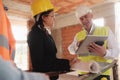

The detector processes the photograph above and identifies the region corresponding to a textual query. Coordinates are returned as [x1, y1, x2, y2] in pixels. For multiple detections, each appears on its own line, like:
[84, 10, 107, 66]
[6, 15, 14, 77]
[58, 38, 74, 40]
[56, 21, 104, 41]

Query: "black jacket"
[27, 25, 70, 72]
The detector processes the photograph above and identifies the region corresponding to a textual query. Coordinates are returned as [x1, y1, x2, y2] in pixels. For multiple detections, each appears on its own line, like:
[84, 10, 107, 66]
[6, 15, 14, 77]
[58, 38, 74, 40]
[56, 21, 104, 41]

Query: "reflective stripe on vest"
[0, 35, 9, 49]
[76, 27, 111, 75]
[0, 34, 15, 60]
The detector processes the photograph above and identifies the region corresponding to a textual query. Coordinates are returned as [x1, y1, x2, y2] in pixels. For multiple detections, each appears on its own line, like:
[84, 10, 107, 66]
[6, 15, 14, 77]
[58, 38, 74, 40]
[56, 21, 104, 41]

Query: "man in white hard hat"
[68, 5, 119, 80]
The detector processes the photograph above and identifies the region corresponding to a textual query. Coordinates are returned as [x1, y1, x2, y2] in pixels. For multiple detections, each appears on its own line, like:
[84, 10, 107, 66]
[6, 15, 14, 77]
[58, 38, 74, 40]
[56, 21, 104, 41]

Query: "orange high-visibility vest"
[0, 0, 15, 61]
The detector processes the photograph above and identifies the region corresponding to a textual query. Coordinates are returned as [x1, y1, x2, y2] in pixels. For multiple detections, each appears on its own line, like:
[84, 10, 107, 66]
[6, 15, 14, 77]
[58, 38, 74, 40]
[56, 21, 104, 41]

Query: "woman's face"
[43, 11, 55, 28]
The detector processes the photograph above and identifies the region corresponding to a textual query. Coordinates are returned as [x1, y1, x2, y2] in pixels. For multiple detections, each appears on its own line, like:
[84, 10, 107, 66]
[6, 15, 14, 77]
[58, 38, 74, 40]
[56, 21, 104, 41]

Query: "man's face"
[79, 13, 93, 29]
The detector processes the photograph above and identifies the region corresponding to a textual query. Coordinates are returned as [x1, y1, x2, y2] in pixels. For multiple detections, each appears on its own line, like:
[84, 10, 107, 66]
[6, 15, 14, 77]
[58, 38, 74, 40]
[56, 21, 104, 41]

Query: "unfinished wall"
[52, 24, 82, 59]
[61, 25, 82, 60]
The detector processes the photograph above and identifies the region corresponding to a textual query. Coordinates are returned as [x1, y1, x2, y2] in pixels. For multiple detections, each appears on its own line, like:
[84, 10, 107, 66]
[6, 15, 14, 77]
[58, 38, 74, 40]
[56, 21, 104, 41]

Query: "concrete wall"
[92, 2, 115, 33]
[52, 29, 63, 58]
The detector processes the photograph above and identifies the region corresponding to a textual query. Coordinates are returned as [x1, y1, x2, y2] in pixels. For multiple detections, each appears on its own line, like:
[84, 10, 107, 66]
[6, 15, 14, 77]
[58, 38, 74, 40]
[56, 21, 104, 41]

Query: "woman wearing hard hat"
[0, 0, 49, 80]
[68, 5, 119, 80]
[27, 0, 79, 80]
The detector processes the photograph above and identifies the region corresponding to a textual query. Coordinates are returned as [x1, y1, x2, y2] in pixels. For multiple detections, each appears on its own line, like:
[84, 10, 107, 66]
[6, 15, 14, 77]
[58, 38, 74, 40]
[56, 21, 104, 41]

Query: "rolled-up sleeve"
[104, 28, 119, 59]
[68, 35, 78, 54]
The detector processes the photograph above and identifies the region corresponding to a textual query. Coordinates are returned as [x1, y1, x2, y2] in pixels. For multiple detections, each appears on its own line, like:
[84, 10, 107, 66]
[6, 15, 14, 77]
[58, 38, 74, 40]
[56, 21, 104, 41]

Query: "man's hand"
[87, 42, 106, 57]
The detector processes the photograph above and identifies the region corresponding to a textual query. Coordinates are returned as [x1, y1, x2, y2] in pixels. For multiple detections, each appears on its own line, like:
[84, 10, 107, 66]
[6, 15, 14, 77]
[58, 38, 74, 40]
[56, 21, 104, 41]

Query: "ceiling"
[2, 0, 120, 21]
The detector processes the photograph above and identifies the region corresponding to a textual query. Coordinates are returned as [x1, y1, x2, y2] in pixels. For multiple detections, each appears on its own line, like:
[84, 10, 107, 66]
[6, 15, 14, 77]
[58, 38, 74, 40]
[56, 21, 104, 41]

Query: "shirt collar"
[84, 24, 95, 35]
[89, 24, 95, 34]
[45, 26, 51, 35]
[38, 25, 51, 35]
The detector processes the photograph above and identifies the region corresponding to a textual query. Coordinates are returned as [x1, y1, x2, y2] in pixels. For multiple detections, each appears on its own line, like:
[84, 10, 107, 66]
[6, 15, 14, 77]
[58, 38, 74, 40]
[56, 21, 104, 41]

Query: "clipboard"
[76, 35, 108, 56]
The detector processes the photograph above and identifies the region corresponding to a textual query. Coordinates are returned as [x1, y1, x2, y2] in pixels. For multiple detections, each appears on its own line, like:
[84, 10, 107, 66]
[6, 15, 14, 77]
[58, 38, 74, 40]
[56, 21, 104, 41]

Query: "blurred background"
[3, 0, 120, 79]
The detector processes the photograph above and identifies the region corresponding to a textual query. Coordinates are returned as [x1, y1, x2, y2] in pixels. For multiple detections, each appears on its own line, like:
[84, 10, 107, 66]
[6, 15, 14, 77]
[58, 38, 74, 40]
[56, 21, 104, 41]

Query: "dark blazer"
[27, 25, 70, 73]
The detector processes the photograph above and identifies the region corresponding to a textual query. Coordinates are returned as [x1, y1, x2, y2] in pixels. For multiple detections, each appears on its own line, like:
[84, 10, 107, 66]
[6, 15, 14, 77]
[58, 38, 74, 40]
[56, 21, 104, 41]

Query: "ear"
[90, 13, 93, 18]
[42, 15, 47, 22]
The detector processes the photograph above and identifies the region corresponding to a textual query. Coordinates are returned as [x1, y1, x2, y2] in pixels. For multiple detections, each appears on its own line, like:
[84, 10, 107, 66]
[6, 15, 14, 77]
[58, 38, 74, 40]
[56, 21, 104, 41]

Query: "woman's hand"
[87, 42, 106, 57]
[69, 57, 81, 67]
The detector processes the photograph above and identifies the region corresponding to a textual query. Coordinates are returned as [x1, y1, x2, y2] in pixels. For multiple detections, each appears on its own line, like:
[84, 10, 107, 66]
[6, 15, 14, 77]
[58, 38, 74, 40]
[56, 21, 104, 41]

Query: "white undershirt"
[45, 27, 51, 35]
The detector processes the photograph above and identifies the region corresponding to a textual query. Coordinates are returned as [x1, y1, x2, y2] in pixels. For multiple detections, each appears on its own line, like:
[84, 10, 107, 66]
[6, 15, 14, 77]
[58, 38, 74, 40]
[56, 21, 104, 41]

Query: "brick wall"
[61, 24, 82, 60]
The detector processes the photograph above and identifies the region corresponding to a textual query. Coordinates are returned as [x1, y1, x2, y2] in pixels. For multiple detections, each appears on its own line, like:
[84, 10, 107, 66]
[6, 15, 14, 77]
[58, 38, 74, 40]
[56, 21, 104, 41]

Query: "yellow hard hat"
[101, 77, 108, 80]
[31, 0, 54, 16]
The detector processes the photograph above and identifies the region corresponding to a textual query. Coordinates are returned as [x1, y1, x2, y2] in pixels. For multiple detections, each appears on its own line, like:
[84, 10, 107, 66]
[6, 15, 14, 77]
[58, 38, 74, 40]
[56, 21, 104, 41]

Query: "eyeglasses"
[48, 14, 55, 18]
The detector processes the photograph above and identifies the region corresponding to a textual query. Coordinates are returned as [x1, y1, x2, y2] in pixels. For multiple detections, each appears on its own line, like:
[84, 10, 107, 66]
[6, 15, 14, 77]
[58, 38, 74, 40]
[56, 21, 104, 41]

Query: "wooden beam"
[7, 8, 32, 19]
[56, 0, 85, 14]
[12, 0, 31, 5]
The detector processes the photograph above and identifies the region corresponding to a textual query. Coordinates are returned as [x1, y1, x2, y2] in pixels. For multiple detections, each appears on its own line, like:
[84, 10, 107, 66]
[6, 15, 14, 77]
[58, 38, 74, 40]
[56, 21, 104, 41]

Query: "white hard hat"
[76, 5, 92, 18]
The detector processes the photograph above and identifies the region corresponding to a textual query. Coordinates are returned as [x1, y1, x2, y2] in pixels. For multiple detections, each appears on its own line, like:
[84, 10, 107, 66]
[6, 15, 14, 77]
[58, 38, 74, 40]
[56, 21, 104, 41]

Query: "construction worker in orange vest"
[0, 0, 15, 61]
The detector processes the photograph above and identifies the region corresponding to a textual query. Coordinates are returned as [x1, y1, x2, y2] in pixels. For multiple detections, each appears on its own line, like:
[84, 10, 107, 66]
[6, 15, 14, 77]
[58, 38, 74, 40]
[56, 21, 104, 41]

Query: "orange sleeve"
[0, 0, 16, 61]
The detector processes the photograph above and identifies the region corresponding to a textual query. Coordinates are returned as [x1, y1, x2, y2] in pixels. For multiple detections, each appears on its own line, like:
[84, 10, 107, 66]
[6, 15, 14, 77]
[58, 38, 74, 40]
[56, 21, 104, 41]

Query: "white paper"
[71, 61, 100, 73]
[76, 35, 108, 56]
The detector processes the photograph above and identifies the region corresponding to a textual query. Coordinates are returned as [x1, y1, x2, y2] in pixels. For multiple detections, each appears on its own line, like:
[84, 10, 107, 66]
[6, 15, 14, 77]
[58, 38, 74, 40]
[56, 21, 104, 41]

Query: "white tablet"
[76, 35, 108, 56]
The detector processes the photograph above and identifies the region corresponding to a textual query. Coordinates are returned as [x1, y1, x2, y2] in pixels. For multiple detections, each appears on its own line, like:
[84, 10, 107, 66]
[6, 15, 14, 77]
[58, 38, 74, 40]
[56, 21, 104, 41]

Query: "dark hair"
[4, 5, 8, 11]
[33, 9, 53, 31]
